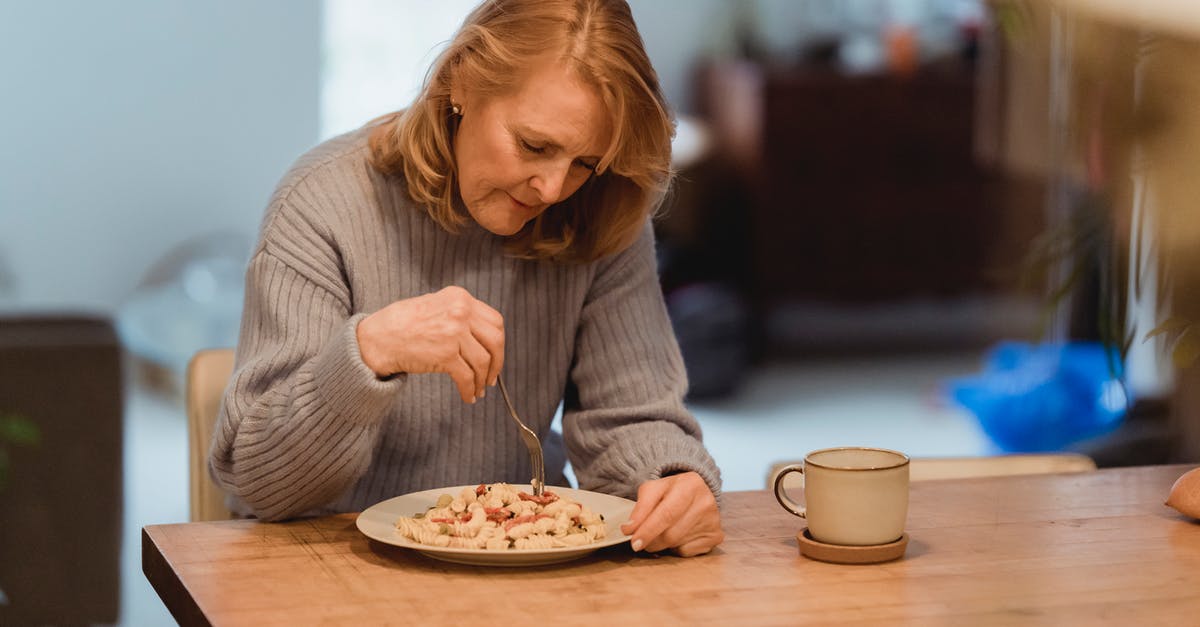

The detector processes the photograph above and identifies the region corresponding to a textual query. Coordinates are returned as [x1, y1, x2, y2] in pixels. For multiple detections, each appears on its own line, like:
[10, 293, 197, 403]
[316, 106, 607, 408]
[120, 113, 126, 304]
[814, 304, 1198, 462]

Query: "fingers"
[620, 477, 668, 537]
[469, 305, 505, 389]
[473, 315, 505, 388]
[637, 491, 701, 553]
[671, 530, 724, 557]
[446, 355, 478, 404]
[462, 306, 504, 399]
[444, 288, 503, 397]
[454, 316, 505, 402]
[623, 473, 723, 556]
[458, 335, 491, 400]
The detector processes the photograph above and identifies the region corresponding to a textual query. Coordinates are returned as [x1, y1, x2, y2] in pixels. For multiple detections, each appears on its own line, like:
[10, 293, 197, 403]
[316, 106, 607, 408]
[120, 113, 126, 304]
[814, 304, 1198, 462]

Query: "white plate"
[356, 484, 635, 566]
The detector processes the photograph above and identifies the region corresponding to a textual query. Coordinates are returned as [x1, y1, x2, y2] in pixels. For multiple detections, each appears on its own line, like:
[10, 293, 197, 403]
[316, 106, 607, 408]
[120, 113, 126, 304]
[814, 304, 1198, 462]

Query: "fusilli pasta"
[395, 484, 607, 550]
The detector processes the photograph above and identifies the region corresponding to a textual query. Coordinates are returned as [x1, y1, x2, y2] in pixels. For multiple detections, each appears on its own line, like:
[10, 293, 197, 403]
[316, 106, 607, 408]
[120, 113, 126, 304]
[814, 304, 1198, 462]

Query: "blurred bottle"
[885, 24, 919, 76]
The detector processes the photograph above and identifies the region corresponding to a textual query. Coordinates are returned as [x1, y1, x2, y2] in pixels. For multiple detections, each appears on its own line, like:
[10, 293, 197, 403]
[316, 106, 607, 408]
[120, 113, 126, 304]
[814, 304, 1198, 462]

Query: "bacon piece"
[475, 484, 487, 496]
[517, 490, 559, 506]
[485, 507, 511, 523]
[503, 513, 553, 531]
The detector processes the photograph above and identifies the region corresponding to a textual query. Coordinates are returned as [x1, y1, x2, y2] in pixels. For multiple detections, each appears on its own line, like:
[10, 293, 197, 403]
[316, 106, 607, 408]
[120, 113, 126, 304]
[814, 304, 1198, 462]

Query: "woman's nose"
[529, 159, 570, 204]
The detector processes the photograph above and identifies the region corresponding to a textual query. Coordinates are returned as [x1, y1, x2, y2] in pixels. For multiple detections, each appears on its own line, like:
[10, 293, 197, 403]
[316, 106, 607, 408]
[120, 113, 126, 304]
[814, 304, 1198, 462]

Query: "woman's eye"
[519, 139, 545, 154]
[573, 159, 598, 172]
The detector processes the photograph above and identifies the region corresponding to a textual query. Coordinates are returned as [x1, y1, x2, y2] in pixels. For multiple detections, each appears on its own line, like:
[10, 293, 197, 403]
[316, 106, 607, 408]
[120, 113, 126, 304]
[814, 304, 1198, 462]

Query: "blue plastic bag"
[946, 341, 1128, 452]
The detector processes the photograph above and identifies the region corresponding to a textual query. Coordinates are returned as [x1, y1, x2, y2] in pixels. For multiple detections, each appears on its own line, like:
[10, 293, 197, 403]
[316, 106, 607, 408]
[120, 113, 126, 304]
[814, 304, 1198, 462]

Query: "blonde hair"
[368, 0, 674, 263]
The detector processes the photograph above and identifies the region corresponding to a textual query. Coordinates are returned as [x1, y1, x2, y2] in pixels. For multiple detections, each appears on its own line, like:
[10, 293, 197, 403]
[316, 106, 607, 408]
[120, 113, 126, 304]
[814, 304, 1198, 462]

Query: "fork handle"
[497, 378, 545, 496]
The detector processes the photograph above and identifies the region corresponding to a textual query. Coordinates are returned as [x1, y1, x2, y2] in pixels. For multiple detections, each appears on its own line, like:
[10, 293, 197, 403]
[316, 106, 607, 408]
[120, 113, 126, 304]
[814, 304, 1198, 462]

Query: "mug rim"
[804, 446, 910, 471]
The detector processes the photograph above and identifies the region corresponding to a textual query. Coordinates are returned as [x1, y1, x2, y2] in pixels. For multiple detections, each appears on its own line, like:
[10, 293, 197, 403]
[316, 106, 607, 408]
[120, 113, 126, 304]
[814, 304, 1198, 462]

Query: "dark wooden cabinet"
[696, 60, 1008, 309]
[0, 316, 123, 625]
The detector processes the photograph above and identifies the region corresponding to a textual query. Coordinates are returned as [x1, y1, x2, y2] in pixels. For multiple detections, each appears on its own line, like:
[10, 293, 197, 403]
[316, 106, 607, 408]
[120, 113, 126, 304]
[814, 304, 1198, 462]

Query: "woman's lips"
[508, 194, 538, 213]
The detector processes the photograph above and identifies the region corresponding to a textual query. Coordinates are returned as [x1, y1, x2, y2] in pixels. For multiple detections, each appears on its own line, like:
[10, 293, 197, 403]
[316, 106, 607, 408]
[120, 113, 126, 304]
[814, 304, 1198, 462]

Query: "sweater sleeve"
[208, 213, 404, 521]
[562, 222, 722, 501]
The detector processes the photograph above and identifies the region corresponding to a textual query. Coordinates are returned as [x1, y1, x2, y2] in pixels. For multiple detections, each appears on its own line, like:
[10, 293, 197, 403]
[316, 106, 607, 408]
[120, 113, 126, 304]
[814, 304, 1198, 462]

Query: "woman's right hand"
[355, 286, 505, 403]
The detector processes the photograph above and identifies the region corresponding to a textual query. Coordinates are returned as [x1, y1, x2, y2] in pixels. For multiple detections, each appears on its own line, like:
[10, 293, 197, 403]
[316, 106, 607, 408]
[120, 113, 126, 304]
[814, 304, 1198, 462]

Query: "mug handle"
[772, 463, 806, 518]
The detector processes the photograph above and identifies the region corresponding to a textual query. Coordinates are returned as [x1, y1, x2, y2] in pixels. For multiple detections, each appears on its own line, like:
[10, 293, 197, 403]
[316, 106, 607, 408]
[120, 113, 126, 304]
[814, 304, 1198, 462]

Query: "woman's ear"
[447, 64, 465, 111]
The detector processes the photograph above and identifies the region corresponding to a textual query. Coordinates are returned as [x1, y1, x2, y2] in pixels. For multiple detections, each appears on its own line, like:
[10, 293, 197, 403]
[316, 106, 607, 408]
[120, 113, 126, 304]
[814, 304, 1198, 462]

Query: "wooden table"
[144, 465, 1200, 626]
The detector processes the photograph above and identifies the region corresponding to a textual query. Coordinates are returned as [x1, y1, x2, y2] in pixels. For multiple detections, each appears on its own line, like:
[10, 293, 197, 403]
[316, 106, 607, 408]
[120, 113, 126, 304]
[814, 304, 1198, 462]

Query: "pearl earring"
[451, 102, 462, 116]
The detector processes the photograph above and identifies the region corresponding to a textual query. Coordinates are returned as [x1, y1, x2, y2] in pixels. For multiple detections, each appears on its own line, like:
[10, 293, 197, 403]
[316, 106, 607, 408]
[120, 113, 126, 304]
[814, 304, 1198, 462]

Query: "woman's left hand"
[620, 471, 724, 557]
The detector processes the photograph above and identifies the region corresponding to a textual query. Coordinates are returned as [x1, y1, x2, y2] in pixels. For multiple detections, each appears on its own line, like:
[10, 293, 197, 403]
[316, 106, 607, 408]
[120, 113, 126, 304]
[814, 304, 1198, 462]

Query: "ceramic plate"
[356, 484, 634, 566]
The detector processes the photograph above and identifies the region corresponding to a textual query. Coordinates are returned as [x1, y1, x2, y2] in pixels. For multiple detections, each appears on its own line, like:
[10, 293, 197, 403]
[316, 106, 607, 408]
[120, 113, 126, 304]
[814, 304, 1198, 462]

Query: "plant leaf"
[1146, 316, 1191, 338]
[0, 414, 40, 446]
[1172, 327, 1200, 370]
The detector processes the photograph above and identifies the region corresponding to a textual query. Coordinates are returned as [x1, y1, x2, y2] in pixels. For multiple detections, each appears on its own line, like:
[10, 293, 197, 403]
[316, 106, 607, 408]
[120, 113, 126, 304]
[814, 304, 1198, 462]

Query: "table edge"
[142, 526, 212, 627]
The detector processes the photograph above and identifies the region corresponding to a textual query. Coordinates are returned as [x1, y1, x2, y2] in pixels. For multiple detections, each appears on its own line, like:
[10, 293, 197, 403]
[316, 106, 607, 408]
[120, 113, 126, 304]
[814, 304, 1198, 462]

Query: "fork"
[497, 377, 545, 496]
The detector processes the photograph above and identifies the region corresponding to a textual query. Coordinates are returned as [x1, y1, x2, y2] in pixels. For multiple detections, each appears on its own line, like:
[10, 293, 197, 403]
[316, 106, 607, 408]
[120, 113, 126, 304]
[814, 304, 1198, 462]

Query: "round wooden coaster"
[796, 528, 908, 564]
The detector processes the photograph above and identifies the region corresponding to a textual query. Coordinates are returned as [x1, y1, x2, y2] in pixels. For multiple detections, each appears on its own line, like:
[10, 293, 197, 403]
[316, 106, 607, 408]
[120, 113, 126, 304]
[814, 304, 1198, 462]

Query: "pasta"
[395, 483, 607, 550]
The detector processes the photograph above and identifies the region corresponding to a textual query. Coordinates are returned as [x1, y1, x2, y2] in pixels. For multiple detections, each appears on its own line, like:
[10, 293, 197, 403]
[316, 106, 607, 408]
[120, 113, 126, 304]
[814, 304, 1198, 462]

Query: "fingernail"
[631, 539, 643, 552]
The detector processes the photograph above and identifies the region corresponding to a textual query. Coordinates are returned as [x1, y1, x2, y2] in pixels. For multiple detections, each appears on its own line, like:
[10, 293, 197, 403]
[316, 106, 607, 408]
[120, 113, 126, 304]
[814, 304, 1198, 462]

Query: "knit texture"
[208, 127, 722, 520]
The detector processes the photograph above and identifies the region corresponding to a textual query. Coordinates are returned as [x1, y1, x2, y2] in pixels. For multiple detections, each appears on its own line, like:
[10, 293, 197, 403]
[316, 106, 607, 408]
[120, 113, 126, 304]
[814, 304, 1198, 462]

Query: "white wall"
[629, 0, 736, 113]
[0, 1, 321, 313]
[0, 0, 955, 313]
[319, 0, 740, 139]
[322, 0, 480, 139]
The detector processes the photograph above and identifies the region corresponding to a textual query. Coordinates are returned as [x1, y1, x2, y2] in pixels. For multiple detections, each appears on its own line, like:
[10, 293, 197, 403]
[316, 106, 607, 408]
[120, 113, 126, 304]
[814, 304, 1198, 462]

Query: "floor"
[116, 349, 995, 625]
[688, 352, 996, 491]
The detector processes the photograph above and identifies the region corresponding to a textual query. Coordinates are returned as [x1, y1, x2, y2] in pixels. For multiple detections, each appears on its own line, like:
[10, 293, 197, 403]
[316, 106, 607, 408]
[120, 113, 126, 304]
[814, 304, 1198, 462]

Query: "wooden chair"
[769, 453, 1097, 490]
[185, 348, 236, 522]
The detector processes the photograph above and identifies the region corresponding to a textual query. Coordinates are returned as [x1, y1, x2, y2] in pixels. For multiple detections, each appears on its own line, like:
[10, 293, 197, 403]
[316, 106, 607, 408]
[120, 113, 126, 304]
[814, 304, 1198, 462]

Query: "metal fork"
[497, 377, 545, 496]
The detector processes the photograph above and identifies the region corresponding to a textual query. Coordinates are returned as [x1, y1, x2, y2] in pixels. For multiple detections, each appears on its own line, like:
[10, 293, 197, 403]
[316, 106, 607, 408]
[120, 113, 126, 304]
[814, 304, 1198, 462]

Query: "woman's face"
[452, 58, 611, 236]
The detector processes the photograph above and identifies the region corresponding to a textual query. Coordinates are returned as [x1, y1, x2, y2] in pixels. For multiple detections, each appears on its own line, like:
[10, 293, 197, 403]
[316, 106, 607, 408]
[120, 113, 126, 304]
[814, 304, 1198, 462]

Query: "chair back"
[769, 453, 1097, 490]
[905, 453, 1096, 481]
[186, 348, 236, 521]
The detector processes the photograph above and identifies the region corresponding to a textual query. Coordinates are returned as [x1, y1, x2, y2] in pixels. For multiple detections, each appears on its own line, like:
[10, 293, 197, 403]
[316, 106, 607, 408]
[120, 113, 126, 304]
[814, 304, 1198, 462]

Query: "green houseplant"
[0, 411, 38, 607]
[993, 0, 1200, 459]
[0, 412, 38, 492]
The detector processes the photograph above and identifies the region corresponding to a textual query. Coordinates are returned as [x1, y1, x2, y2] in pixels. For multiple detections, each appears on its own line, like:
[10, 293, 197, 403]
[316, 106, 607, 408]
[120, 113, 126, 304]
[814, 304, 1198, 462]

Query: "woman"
[210, 0, 723, 556]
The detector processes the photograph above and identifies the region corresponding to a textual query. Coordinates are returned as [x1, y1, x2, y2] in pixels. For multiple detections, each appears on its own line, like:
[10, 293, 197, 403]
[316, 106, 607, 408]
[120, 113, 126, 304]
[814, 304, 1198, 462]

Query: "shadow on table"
[356, 537, 640, 577]
[774, 534, 931, 563]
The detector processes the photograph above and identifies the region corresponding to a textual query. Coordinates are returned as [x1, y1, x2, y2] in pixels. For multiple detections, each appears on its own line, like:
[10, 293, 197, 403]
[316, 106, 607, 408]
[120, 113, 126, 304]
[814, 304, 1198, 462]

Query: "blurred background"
[2, 0, 1198, 624]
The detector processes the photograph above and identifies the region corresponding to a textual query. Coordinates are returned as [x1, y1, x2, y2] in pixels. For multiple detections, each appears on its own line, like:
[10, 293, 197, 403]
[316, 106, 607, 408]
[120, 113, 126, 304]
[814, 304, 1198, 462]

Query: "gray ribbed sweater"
[208, 127, 721, 520]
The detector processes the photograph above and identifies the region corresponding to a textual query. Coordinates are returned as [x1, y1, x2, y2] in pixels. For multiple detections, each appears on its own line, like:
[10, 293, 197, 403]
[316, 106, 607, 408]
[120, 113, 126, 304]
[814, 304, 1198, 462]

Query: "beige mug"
[773, 447, 910, 546]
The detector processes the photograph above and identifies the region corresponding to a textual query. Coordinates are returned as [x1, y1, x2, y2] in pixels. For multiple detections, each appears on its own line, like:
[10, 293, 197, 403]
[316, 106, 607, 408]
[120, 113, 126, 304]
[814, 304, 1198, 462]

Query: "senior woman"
[210, 0, 723, 556]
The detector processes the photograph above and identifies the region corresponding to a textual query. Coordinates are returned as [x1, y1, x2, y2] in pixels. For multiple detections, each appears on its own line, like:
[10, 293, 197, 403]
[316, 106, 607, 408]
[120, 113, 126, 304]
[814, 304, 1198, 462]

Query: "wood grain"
[143, 465, 1200, 626]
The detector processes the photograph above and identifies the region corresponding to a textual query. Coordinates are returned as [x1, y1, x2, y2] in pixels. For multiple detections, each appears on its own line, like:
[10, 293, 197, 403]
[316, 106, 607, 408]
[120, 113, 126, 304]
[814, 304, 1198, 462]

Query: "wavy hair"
[368, 0, 674, 262]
